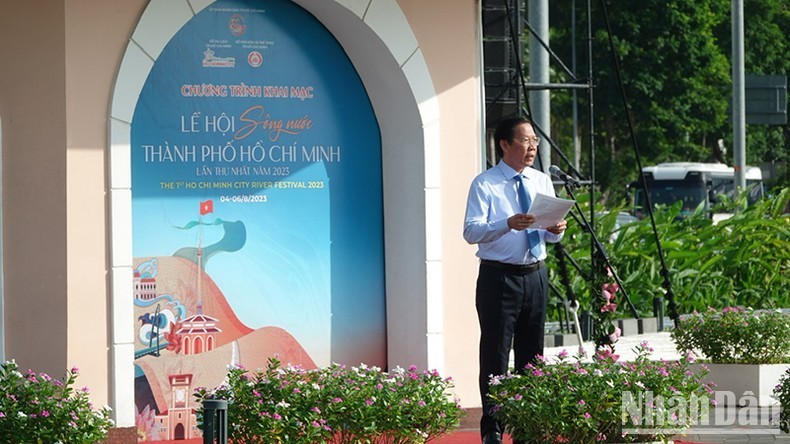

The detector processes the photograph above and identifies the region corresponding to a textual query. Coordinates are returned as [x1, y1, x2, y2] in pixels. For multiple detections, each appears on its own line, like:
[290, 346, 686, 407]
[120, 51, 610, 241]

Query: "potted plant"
[671, 306, 790, 406]
[194, 357, 463, 443]
[773, 367, 790, 433]
[0, 360, 114, 443]
[487, 343, 713, 443]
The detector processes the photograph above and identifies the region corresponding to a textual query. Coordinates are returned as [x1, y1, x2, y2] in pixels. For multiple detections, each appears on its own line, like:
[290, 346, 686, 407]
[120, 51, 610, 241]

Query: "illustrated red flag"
[200, 200, 213, 215]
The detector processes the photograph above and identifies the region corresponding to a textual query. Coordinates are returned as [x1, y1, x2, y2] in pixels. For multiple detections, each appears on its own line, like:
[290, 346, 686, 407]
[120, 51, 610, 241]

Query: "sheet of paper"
[527, 193, 575, 229]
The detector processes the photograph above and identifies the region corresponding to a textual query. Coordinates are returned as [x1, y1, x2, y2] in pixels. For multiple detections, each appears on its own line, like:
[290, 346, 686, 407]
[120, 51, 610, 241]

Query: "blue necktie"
[516, 175, 543, 259]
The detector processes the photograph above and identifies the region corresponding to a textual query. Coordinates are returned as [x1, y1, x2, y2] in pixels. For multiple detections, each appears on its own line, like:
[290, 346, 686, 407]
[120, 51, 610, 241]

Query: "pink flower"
[608, 327, 622, 343]
[639, 341, 654, 352]
[596, 348, 620, 363]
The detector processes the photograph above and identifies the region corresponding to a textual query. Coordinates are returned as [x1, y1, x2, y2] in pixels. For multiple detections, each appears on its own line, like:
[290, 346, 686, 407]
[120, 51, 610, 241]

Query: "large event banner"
[130, 0, 385, 439]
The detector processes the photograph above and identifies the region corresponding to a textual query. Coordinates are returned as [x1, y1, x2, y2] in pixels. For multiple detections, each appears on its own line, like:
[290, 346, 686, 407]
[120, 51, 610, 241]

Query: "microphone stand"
[560, 180, 639, 319]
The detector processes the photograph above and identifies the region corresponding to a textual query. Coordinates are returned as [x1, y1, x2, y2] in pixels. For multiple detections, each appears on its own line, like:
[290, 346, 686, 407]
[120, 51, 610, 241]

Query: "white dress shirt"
[463, 161, 563, 264]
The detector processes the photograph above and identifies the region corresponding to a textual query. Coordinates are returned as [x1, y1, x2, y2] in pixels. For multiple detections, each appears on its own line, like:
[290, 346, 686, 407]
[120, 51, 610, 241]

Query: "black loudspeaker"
[482, 0, 525, 126]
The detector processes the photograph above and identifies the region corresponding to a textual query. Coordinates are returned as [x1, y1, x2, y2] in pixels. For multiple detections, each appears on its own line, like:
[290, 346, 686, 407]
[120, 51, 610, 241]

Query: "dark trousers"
[476, 262, 548, 439]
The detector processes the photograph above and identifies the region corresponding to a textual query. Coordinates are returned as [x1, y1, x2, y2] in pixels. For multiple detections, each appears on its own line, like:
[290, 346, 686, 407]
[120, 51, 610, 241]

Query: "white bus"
[630, 162, 764, 221]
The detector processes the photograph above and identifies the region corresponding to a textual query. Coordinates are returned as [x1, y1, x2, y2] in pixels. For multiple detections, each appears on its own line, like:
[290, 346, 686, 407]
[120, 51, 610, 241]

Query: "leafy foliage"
[194, 358, 462, 444]
[488, 343, 712, 443]
[0, 360, 114, 444]
[774, 367, 790, 433]
[545, 0, 789, 200]
[672, 306, 790, 364]
[547, 188, 790, 322]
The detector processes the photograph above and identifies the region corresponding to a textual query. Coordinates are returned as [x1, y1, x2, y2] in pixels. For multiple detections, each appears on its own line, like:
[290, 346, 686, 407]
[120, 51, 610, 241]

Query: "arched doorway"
[109, 0, 441, 428]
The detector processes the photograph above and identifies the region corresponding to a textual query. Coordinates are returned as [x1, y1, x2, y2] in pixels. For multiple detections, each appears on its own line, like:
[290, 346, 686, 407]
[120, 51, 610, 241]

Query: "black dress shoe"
[482, 430, 502, 444]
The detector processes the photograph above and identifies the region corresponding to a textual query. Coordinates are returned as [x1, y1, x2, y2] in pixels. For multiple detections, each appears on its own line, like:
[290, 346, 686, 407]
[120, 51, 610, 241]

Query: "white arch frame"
[108, 0, 442, 426]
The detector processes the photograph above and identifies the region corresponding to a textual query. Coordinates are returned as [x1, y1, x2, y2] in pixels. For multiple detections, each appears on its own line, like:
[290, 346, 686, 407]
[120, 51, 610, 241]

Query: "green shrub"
[671, 306, 790, 364]
[0, 360, 114, 444]
[774, 367, 790, 433]
[488, 343, 712, 443]
[194, 357, 463, 444]
[548, 187, 790, 320]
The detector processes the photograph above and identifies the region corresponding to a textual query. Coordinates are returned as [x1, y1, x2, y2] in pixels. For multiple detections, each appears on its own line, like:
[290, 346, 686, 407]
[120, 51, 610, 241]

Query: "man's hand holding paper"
[525, 193, 575, 230]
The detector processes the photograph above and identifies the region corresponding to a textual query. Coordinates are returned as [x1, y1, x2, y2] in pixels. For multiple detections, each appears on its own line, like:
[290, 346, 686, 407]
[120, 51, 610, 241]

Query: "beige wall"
[0, 1, 69, 379]
[0, 0, 146, 405]
[397, 0, 484, 407]
[1, 0, 485, 411]
[64, 0, 148, 407]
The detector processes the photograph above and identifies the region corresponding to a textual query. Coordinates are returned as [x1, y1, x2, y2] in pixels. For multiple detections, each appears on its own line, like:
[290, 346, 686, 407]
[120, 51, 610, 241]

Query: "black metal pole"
[596, 0, 680, 327]
[563, 181, 639, 319]
[586, 0, 597, 287]
[203, 399, 228, 444]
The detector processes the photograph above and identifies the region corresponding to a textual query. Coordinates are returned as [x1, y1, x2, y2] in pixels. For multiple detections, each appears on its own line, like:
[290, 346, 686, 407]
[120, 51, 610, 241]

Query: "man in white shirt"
[463, 116, 567, 444]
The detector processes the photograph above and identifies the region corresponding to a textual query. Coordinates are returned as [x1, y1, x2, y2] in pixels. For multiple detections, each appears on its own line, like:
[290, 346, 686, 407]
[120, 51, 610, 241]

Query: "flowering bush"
[591, 261, 623, 351]
[671, 307, 790, 364]
[488, 343, 713, 443]
[0, 360, 114, 443]
[194, 357, 463, 444]
[773, 367, 790, 433]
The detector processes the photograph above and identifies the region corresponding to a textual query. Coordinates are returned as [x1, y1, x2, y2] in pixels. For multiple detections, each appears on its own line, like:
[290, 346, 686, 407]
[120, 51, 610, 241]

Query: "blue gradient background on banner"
[131, 0, 385, 366]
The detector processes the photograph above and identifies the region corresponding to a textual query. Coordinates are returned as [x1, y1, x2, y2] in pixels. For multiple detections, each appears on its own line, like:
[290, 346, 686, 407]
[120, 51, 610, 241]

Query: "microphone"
[549, 165, 580, 187]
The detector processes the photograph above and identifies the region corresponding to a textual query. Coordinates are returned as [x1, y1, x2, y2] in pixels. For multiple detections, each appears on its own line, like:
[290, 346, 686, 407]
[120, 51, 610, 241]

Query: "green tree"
[544, 0, 788, 197]
[711, 0, 790, 188]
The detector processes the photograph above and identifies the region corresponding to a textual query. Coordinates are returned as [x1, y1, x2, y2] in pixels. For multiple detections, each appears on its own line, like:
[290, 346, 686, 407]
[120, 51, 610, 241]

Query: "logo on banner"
[229, 14, 246, 37]
[247, 51, 263, 68]
[202, 48, 236, 68]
